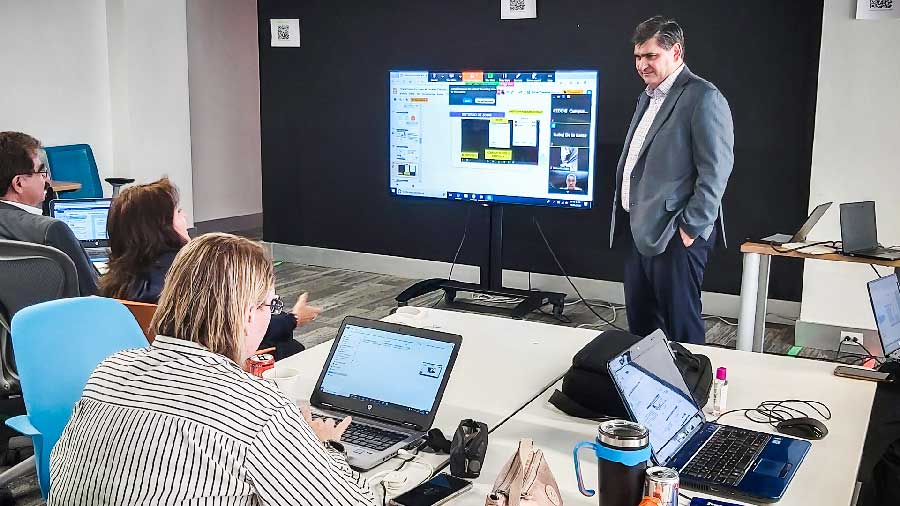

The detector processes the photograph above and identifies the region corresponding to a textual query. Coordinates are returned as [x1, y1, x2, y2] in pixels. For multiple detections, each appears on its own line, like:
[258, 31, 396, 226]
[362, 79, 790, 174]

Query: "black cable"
[532, 216, 625, 331]
[871, 264, 882, 278]
[678, 491, 694, 501]
[714, 399, 832, 427]
[446, 206, 474, 282]
[835, 338, 884, 366]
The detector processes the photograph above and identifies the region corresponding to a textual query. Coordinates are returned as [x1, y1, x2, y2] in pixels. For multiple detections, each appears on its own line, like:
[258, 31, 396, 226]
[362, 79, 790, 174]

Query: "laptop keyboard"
[311, 414, 408, 451]
[682, 426, 770, 486]
[85, 248, 108, 260]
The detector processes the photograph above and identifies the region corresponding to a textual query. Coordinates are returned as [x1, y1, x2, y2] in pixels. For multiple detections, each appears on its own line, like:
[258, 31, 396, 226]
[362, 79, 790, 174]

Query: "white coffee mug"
[262, 365, 301, 396]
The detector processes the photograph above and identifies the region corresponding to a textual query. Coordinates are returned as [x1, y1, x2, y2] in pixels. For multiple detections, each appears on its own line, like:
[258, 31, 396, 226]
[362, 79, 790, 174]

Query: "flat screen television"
[389, 70, 599, 209]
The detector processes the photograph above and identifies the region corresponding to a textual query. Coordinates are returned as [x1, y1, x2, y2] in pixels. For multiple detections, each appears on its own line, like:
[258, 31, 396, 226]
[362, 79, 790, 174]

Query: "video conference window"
[389, 70, 598, 208]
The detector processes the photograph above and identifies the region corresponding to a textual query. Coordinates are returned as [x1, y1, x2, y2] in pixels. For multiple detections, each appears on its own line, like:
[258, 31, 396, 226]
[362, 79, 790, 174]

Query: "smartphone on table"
[833, 365, 893, 382]
[389, 473, 472, 506]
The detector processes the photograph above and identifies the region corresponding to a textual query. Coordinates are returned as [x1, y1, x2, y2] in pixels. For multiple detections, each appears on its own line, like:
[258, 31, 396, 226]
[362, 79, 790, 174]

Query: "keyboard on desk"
[682, 426, 770, 486]
[311, 414, 409, 451]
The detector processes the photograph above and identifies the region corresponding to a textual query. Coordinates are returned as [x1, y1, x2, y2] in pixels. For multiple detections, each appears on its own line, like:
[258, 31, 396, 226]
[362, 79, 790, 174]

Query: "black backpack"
[549, 330, 713, 420]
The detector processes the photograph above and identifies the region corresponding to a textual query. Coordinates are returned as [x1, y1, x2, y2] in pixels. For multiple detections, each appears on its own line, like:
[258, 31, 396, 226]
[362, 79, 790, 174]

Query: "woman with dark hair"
[101, 178, 316, 359]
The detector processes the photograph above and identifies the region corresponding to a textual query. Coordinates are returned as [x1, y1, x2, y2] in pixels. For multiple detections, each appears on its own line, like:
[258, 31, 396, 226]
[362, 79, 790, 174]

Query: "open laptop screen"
[50, 198, 112, 244]
[868, 274, 900, 358]
[320, 324, 455, 414]
[608, 331, 705, 464]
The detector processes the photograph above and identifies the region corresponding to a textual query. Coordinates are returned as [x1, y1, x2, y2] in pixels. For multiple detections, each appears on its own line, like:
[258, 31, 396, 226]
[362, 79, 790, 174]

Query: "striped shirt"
[49, 335, 375, 506]
[621, 64, 685, 211]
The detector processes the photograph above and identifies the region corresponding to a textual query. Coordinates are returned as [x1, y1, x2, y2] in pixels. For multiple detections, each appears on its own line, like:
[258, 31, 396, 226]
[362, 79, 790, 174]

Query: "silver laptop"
[310, 316, 462, 470]
[49, 198, 112, 264]
[867, 274, 900, 360]
[761, 202, 831, 244]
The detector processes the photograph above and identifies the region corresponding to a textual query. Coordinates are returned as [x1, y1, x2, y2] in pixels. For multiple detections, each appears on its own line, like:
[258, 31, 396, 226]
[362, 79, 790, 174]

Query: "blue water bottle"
[573, 419, 651, 506]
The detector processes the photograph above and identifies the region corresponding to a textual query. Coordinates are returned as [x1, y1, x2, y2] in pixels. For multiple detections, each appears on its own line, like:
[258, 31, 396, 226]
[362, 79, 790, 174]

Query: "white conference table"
[453, 345, 877, 506]
[276, 307, 598, 476]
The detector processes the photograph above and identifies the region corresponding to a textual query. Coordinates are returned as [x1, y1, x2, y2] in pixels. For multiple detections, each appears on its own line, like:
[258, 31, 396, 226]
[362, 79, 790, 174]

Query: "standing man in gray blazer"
[609, 16, 734, 344]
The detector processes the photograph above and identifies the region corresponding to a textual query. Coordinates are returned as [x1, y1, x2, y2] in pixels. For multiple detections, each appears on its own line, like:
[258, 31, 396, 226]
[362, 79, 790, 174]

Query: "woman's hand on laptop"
[301, 405, 352, 443]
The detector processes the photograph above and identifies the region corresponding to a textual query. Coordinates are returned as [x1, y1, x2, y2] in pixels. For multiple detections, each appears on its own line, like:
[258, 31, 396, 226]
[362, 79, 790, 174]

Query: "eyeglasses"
[260, 295, 284, 315]
[22, 164, 51, 179]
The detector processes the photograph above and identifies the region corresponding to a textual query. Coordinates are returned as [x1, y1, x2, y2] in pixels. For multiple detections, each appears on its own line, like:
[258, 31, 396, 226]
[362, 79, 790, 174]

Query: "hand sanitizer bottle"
[711, 367, 728, 417]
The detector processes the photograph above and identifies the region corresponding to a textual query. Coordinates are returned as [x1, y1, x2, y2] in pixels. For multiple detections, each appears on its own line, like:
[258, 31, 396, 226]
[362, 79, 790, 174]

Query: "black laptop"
[309, 316, 462, 470]
[840, 201, 900, 261]
[608, 331, 810, 503]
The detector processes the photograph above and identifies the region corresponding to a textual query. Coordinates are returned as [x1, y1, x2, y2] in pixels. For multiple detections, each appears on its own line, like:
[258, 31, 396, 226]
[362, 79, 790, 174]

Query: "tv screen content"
[389, 70, 599, 209]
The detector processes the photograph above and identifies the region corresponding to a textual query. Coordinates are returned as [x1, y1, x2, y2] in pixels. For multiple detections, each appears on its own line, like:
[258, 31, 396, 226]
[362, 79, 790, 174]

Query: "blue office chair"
[6, 297, 147, 498]
[43, 144, 134, 198]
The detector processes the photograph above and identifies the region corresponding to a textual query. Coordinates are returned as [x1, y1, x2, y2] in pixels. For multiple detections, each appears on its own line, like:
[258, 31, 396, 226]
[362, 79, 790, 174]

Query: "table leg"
[736, 253, 760, 351]
[752, 255, 771, 353]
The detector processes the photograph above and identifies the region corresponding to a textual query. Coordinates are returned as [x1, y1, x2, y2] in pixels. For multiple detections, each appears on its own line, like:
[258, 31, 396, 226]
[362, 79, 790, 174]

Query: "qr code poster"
[501, 0, 536, 20]
[270, 18, 300, 47]
[856, 0, 899, 19]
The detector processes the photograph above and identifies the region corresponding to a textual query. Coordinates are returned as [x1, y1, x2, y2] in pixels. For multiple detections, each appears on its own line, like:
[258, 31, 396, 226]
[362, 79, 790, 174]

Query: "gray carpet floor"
[4, 252, 836, 504]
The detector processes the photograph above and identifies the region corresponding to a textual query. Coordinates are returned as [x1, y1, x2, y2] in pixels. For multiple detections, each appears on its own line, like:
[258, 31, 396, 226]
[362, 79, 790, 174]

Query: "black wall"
[258, 0, 823, 301]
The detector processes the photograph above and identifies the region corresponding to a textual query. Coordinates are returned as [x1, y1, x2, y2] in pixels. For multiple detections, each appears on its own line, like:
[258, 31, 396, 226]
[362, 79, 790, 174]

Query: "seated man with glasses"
[0, 131, 98, 295]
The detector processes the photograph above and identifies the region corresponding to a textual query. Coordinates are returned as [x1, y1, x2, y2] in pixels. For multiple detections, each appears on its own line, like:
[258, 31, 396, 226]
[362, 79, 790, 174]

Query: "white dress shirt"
[49, 335, 375, 506]
[621, 64, 685, 211]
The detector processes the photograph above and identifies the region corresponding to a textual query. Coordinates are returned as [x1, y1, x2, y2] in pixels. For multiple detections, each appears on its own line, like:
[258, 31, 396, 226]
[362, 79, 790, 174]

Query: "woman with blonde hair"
[50, 233, 374, 505]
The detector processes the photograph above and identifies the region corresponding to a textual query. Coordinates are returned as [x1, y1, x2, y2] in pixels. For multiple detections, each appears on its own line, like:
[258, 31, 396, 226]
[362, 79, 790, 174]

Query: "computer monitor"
[389, 70, 599, 209]
[867, 274, 900, 359]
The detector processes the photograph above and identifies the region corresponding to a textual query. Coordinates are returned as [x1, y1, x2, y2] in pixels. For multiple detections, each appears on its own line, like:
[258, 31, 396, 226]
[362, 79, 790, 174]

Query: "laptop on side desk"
[840, 201, 900, 261]
[49, 198, 112, 266]
[761, 202, 832, 245]
[309, 316, 462, 470]
[608, 331, 810, 503]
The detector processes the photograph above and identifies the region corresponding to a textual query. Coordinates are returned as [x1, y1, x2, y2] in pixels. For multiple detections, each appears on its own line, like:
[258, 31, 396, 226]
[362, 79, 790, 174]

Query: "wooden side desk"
[49, 180, 82, 193]
[736, 241, 900, 352]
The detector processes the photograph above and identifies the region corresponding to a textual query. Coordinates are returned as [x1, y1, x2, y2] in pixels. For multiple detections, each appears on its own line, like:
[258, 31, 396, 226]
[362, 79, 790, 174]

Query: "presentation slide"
[389, 70, 598, 209]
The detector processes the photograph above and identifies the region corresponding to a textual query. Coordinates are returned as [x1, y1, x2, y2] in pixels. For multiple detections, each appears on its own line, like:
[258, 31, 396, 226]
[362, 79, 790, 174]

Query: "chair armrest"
[6, 415, 40, 437]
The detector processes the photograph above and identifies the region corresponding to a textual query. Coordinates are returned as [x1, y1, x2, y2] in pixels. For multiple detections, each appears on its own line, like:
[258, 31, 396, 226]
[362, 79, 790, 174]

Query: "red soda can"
[248, 353, 275, 377]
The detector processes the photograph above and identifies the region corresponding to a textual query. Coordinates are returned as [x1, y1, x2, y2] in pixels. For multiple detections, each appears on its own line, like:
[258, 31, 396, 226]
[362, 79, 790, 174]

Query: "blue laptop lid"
[607, 330, 706, 465]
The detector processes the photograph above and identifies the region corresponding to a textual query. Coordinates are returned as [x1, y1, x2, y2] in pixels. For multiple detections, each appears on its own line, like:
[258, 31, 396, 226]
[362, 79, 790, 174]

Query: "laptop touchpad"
[754, 459, 788, 477]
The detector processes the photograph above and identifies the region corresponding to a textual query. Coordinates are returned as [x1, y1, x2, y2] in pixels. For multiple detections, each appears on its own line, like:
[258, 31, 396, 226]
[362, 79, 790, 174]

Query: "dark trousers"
[624, 226, 715, 344]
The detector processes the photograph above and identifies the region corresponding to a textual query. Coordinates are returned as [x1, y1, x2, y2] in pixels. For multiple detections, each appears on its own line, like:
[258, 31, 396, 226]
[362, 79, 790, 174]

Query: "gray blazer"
[609, 66, 734, 257]
[0, 201, 99, 296]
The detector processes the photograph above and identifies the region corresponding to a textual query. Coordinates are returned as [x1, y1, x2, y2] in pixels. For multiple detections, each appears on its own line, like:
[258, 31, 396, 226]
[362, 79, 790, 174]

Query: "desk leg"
[736, 253, 760, 352]
[752, 255, 771, 353]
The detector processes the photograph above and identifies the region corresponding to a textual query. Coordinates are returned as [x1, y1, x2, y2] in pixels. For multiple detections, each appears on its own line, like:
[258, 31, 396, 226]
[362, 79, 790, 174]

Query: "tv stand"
[395, 205, 566, 319]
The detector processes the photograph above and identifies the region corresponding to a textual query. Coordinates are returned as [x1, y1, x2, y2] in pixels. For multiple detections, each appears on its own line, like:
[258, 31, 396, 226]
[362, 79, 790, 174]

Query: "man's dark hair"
[0, 131, 42, 194]
[632, 15, 685, 53]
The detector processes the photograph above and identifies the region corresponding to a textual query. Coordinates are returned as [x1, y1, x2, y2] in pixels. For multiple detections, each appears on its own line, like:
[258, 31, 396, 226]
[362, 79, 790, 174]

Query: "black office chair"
[0, 239, 79, 498]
